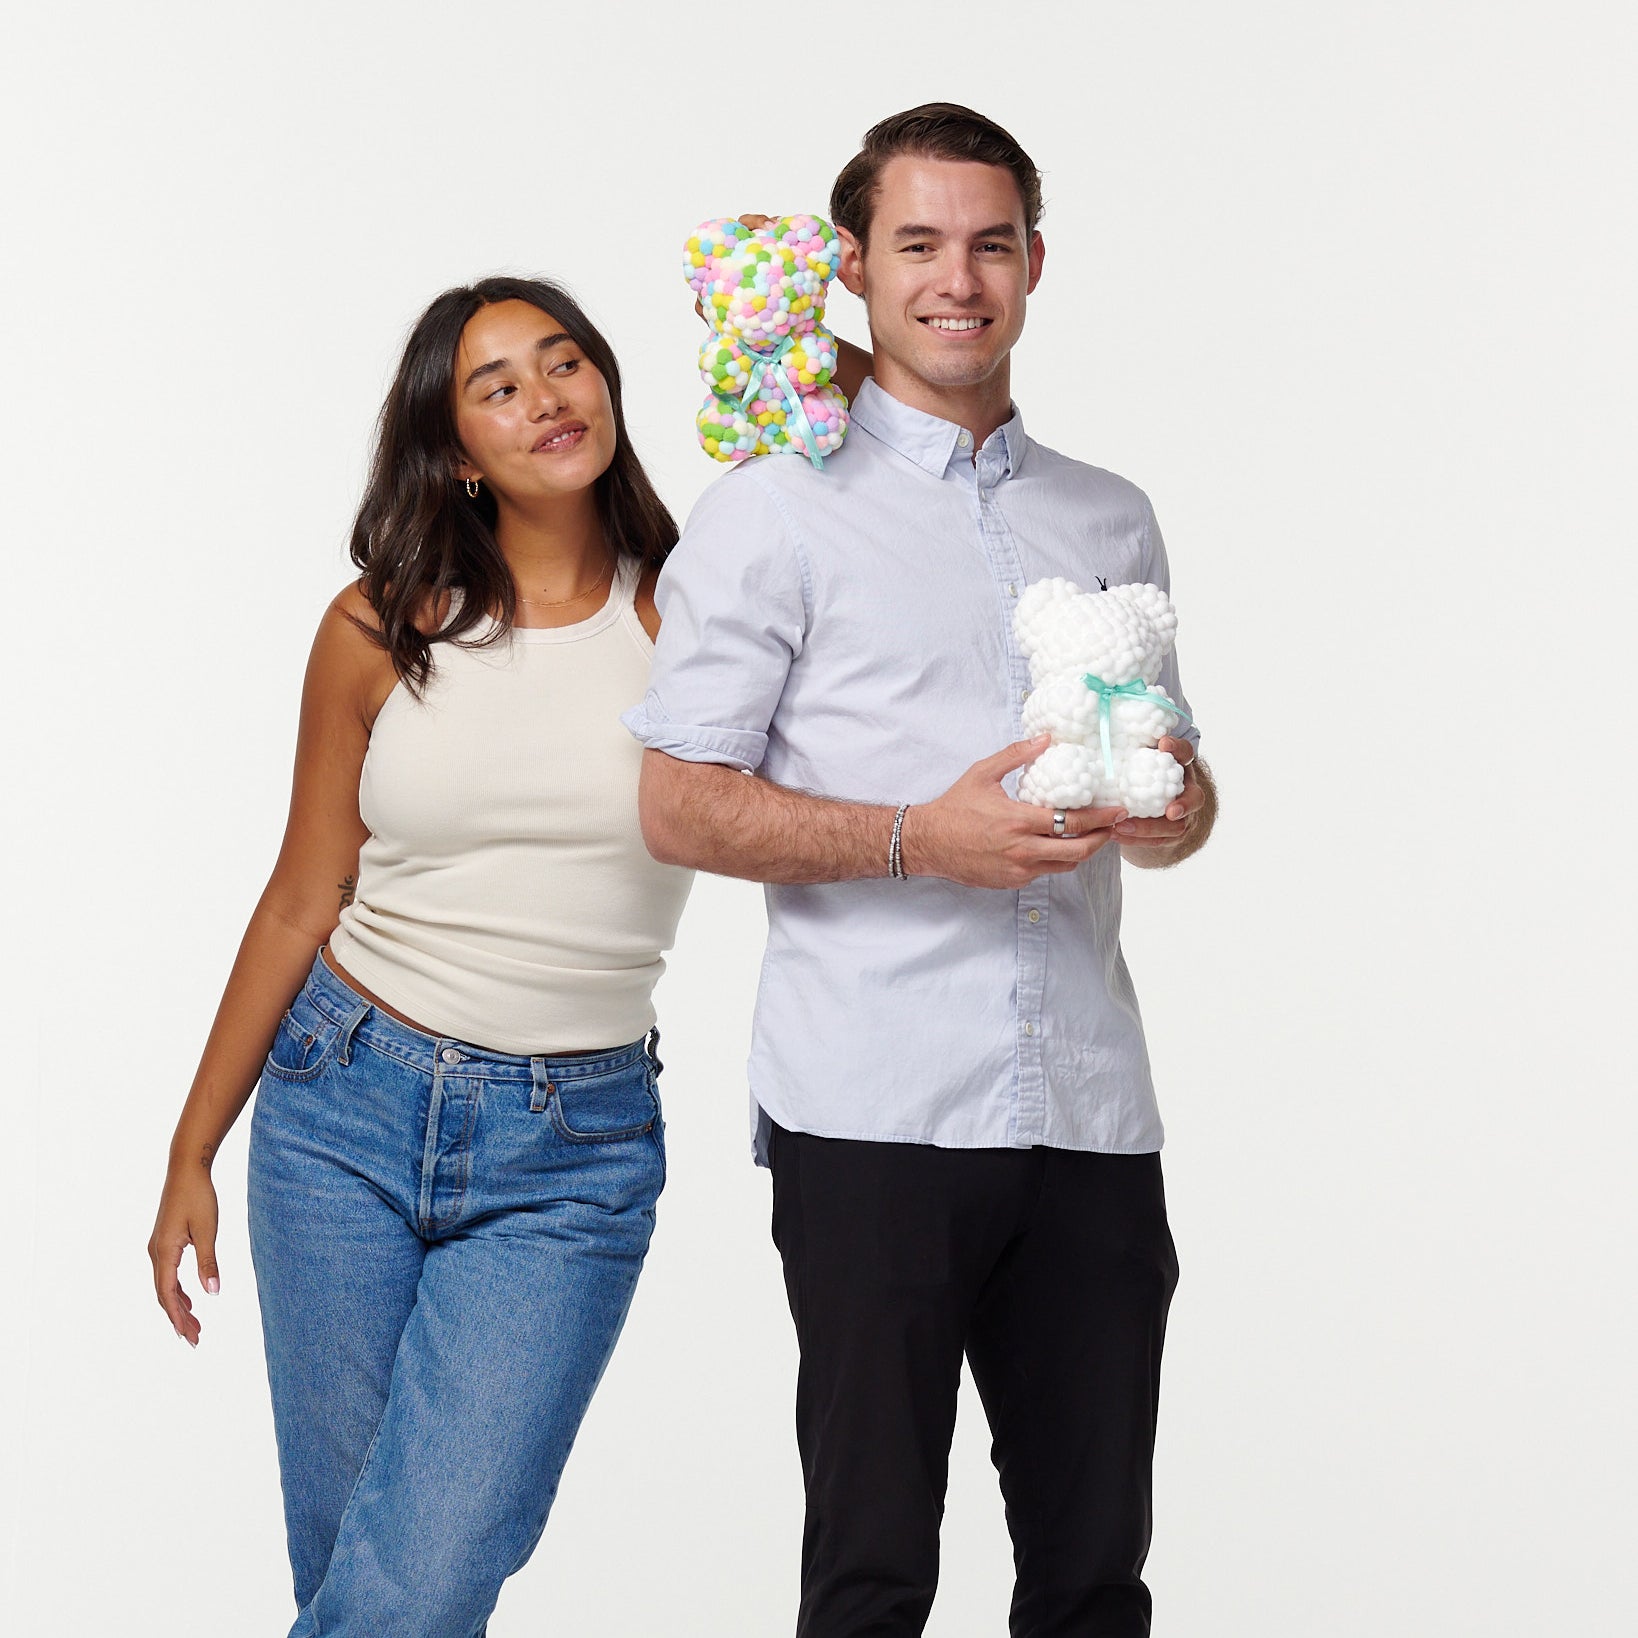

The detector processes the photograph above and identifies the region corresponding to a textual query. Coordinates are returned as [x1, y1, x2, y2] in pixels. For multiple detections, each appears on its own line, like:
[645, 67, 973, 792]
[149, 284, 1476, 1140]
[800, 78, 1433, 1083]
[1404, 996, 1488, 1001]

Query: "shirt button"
[1020, 687, 1030, 702]
[1023, 1021, 1036, 1036]
[1028, 909, 1041, 923]
[1006, 582, 1018, 597]
[440, 1047, 461, 1064]
[957, 431, 972, 448]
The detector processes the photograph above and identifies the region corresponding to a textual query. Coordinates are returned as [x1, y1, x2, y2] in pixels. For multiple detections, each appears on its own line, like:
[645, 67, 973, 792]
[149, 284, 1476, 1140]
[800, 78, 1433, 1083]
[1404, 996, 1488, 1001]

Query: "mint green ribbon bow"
[1080, 674, 1194, 777]
[738, 333, 827, 470]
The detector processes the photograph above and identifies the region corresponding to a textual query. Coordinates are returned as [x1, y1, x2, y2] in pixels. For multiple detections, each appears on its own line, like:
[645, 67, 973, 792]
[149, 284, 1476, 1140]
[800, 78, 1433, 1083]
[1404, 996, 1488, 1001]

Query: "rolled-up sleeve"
[1141, 498, 1203, 755]
[622, 469, 809, 772]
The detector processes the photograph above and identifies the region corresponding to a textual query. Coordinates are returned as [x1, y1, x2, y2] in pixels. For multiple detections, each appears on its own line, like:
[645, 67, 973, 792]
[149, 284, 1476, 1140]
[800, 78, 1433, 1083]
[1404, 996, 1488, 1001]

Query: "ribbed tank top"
[328, 556, 693, 1054]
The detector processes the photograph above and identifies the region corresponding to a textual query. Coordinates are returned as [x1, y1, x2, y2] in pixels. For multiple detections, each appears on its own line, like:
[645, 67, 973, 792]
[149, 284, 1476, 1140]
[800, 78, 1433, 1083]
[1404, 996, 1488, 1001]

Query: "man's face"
[839, 154, 1044, 402]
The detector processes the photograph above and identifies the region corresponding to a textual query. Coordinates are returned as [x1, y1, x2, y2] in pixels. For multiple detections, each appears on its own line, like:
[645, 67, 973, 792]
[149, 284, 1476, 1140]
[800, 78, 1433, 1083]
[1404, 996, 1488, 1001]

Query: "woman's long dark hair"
[349, 276, 677, 691]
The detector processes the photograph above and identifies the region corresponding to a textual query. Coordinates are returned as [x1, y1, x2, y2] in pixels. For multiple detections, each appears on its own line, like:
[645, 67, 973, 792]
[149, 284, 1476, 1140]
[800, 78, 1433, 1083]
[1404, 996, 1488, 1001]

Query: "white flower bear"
[1014, 578, 1192, 818]
[683, 214, 850, 465]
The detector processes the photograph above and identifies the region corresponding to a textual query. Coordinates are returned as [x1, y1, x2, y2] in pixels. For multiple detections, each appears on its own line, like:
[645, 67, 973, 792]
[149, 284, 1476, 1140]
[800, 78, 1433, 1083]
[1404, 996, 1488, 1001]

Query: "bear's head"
[683, 215, 842, 349]
[1015, 578, 1178, 688]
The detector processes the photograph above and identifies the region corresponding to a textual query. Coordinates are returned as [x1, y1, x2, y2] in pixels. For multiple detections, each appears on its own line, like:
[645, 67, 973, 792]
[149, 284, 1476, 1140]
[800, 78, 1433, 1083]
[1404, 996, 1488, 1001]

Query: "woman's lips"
[532, 423, 588, 454]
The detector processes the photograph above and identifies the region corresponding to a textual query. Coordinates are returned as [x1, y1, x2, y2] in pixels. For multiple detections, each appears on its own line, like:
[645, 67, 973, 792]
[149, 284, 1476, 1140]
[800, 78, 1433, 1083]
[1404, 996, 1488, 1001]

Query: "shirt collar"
[850, 378, 1028, 480]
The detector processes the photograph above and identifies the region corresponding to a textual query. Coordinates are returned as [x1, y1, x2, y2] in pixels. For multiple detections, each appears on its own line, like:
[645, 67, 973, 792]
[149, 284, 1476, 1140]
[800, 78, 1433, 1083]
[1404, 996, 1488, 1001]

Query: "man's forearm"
[640, 751, 894, 884]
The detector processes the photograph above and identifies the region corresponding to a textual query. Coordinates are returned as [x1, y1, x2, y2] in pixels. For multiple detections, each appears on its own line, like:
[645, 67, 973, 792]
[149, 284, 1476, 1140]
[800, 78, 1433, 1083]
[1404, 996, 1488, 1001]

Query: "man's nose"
[936, 254, 981, 301]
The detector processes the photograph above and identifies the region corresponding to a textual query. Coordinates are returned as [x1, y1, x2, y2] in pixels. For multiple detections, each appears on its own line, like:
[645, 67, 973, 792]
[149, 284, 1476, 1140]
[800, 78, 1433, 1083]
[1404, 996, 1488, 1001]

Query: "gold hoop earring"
[465, 478, 480, 498]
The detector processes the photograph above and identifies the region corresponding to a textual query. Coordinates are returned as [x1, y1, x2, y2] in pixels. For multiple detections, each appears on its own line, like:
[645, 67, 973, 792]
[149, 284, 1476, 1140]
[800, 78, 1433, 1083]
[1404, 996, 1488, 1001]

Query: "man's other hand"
[1113, 736, 1213, 863]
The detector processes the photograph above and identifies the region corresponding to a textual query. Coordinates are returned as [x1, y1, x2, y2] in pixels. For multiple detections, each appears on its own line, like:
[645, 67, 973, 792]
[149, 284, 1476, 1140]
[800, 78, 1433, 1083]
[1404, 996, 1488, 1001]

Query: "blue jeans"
[248, 953, 664, 1637]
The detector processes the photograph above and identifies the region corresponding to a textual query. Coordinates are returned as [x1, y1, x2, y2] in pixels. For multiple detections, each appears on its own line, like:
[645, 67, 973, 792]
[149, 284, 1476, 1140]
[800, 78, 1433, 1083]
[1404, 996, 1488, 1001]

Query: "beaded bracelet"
[888, 803, 910, 880]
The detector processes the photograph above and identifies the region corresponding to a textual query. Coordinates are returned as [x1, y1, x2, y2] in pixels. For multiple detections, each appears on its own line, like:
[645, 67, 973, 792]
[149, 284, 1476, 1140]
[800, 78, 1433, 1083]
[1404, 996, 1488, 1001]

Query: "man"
[626, 103, 1217, 1636]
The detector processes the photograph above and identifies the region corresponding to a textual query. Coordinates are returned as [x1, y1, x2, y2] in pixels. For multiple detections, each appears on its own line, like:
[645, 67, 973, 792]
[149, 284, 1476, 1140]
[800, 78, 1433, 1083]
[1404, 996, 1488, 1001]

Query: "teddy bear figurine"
[683, 214, 850, 466]
[1014, 578, 1192, 819]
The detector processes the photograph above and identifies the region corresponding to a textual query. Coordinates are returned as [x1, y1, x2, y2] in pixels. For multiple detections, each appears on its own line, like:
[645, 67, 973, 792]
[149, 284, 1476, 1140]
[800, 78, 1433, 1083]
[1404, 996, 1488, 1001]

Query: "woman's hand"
[149, 1160, 221, 1346]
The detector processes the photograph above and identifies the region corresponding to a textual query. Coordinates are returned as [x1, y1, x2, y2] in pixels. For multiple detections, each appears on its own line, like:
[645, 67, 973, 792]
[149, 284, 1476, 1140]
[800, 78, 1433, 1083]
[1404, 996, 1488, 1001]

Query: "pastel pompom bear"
[1014, 579, 1191, 818]
[683, 213, 850, 465]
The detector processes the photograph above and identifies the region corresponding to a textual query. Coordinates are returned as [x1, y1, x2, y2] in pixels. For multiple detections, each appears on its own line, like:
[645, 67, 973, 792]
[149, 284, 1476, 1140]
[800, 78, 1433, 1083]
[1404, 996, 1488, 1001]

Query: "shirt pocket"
[549, 1060, 659, 1144]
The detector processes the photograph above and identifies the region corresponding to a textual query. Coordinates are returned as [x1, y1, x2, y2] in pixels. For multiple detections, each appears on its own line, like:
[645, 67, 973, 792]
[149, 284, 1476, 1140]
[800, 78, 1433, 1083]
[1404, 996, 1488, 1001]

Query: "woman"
[148, 272, 862, 1633]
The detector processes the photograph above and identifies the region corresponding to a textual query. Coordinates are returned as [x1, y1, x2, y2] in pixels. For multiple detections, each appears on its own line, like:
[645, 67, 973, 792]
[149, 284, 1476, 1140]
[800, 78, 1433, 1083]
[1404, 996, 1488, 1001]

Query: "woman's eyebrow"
[463, 332, 573, 390]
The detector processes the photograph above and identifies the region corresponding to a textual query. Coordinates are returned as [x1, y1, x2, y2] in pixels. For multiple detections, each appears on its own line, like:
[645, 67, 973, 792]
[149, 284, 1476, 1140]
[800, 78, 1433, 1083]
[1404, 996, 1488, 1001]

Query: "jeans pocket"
[550, 1062, 660, 1144]
[262, 998, 343, 1083]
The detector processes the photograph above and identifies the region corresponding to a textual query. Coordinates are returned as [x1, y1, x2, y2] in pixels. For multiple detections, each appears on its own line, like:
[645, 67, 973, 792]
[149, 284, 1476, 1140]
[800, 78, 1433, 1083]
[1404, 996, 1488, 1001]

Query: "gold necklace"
[516, 557, 613, 609]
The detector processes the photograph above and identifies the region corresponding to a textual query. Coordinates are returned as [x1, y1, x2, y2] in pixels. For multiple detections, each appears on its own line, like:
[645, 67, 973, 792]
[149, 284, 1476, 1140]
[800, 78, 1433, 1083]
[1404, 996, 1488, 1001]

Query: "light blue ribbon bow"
[738, 333, 827, 470]
[1080, 674, 1194, 776]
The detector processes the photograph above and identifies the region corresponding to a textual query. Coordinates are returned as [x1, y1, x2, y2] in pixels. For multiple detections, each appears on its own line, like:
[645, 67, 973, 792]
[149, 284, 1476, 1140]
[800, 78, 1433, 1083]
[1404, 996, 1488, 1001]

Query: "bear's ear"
[1015, 576, 1081, 624]
[683, 217, 751, 286]
[1123, 582, 1175, 625]
[780, 214, 844, 298]
[1113, 583, 1179, 619]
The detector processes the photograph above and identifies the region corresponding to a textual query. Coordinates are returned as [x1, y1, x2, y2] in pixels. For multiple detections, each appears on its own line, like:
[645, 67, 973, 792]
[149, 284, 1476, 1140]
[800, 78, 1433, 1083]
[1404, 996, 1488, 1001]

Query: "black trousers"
[768, 1125, 1179, 1638]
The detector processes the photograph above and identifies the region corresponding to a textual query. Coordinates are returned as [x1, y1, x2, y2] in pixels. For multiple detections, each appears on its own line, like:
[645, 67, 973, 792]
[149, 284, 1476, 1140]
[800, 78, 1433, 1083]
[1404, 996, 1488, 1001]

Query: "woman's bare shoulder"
[328, 579, 383, 634]
[327, 580, 452, 638]
[311, 581, 402, 724]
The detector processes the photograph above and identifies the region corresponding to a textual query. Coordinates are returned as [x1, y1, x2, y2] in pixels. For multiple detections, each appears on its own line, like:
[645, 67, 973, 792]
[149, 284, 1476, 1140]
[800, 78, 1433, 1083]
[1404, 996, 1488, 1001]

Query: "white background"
[4, 2, 1634, 1632]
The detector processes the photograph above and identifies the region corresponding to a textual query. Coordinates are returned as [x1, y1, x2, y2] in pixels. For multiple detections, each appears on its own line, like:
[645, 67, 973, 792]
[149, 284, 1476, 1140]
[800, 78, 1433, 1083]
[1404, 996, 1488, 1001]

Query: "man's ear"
[837, 226, 867, 298]
[1026, 231, 1045, 296]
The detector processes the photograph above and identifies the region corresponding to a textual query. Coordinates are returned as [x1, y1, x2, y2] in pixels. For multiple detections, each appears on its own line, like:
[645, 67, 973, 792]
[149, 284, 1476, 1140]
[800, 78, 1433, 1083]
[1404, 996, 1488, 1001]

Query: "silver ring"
[1052, 809, 1068, 837]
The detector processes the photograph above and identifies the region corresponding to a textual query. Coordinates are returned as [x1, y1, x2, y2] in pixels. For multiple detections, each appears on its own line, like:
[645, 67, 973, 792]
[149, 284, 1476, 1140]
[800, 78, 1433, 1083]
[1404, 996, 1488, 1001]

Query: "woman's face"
[452, 299, 617, 509]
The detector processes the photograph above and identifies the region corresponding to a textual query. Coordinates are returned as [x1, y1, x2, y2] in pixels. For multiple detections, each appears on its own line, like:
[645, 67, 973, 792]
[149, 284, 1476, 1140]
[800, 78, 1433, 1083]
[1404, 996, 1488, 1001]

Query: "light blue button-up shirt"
[625, 379, 1200, 1164]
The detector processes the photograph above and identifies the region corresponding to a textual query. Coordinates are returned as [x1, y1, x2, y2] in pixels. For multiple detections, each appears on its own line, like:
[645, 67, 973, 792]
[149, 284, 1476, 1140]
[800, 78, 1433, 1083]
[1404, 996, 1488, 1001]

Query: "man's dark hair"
[829, 103, 1044, 251]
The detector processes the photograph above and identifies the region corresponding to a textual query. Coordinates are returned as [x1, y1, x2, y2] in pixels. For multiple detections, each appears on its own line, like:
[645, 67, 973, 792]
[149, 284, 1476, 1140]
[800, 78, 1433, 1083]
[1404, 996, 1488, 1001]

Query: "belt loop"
[646, 1025, 663, 1078]
[529, 1056, 553, 1114]
[337, 997, 370, 1066]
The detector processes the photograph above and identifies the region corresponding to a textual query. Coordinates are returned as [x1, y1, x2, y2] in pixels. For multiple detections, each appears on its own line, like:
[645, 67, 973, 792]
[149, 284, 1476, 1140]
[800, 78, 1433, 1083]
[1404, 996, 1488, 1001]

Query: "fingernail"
[205, 1277, 220, 1295]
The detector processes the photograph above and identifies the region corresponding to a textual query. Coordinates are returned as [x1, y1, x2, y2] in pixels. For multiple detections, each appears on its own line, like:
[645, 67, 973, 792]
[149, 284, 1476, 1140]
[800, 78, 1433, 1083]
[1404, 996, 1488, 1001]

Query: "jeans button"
[440, 1047, 461, 1064]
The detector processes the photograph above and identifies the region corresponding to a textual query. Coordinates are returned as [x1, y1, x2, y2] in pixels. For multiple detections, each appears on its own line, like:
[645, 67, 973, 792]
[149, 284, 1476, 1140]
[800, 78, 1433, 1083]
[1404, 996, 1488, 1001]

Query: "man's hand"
[903, 736, 1127, 888]
[1115, 736, 1217, 869]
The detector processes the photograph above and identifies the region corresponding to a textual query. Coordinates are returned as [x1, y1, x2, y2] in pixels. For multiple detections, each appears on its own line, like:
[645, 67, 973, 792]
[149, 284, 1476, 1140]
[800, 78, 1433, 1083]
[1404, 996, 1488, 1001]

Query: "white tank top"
[328, 556, 693, 1053]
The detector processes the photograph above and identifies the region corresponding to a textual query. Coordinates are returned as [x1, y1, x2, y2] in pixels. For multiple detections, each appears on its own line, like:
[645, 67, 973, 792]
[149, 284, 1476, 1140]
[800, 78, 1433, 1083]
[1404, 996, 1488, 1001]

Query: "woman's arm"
[147, 587, 392, 1344]
[833, 335, 872, 403]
